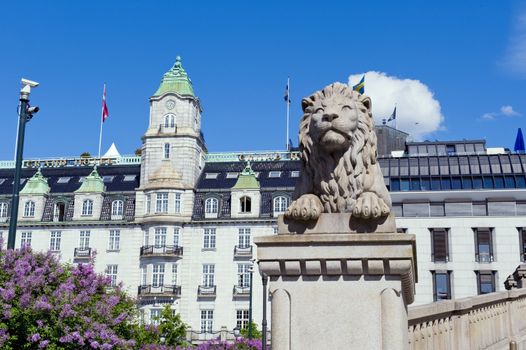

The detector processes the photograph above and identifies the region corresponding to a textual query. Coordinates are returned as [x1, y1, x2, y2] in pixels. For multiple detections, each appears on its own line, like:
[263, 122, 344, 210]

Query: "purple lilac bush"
[0, 245, 137, 349]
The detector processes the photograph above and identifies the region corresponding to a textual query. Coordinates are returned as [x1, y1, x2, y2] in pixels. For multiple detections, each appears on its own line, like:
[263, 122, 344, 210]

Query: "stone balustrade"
[408, 288, 526, 349]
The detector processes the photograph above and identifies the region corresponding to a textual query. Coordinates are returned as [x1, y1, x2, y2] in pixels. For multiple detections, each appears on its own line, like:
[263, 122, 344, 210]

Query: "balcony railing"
[197, 285, 216, 298]
[476, 252, 494, 263]
[140, 245, 183, 258]
[159, 124, 177, 134]
[233, 245, 253, 259]
[137, 284, 181, 297]
[232, 285, 250, 297]
[74, 247, 92, 259]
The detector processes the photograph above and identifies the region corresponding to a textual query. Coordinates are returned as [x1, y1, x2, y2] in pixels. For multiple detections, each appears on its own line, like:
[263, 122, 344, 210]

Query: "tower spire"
[153, 56, 195, 97]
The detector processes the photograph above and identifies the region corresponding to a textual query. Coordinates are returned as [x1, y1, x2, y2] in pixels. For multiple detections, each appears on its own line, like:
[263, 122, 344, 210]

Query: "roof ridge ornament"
[153, 56, 195, 97]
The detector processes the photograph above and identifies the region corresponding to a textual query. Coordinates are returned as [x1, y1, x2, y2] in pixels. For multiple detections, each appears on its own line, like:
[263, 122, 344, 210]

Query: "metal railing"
[234, 245, 253, 258]
[73, 247, 92, 259]
[197, 285, 217, 298]
[140, 245, 183, 257]
[476, 252, 494, 263]
[137, 284, 181, 297]
[232, 285, 250, 297]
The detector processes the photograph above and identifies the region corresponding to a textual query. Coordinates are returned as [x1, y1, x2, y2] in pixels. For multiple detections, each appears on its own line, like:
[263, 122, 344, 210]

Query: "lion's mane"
[297, 82, 378, 213]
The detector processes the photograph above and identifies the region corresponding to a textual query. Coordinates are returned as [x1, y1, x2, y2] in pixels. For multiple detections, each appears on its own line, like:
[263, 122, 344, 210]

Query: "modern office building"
[1, 57, 525, 335]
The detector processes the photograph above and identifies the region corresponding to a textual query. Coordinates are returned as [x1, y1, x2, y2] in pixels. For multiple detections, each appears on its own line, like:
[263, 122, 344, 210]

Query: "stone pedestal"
[254, 214, 417, 350]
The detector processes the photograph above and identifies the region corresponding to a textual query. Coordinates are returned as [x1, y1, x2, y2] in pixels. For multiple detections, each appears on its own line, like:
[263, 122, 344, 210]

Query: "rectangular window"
[202, 264, 215, 287]
[163, 143, 170, 159]
[236, 310, 250, 329]
[173, 227, 180, 247]
[238, 228, 251, 248]
[156, 193, 169, 213]
[174, 193, 181, 214]
[151, 309, 161, 326]
[154, 227, 167, 247]
[520, 228, 526, 262]
[200, 310, 213, 333]
[238, 263, 251, 288]
[205, 173, 219, 179]
[203, 228, 216, 249]
[477, 271, 496, 295]
[123, 175, 136, 182]
[57, 177, 71, 184]
[226, 172, 239, 179]
[431, 228, 449, 262]
[49, 231, 61, 251]
[290, 170, 300, 178]
[171, 264, 178, 285]
[143, 230, 149, 246]
[432, 271, 451, 301]
[21, 232, 32, 247]
[141, 266, 147, 285]
[152, 264, 165, 287]
[106, 264, 118, 287]
[475, 228, 494, 262]
[268, 171, 281, 178]
[108, 230, 120, 251]
[145, 194, 151, 214]
[79, 231, 90, 249]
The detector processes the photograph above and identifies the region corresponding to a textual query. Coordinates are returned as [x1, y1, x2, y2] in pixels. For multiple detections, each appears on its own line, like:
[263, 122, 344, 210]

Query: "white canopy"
[102, 142, 121, 158]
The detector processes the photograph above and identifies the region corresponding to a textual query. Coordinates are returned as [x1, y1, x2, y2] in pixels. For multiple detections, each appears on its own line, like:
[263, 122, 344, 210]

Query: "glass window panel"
[469, 156, 481, 174]
[409, 158, 419, 176]
[417, 145, 427, 154]
[494, 176, 505, 188]
[431, 178, 441, 190]
[429, 158, 439, 175]
[472, 177, 483, 189]
[465, 143, 475, 154]
[449, 158, 459, 175]
[400, 179, 410, 191]
[505, 176, 515, 188]
[439, 158, 450, 175]
[451, 177, 462, 189]
[517, 176, 526, 188]
[410, 179, 420, 191]
[390, 159, 399, 176]
[379, 159, 389, 176]
[399, 159, 409, 176]
[475, 143, 485, 153]
[390, 179, 400, 191]
[510, 155, 523, 173]
[520, 155, 526, 171]
[441, 178, 451, 190]
[479, 156, 491, 173]
[437, 145, 447, 156]
[490, 156, 501, 174]
[419, 158, 429, 176]
[462, 177, 472, 189]
[434, 272, 450, 300]
[456, 144, 466, 154]
[421, 178, 430, 190]
[428, 145, 437, 156]
[459, 157, 470, 174]
[500, 156, 512, 173]
[483, 176, 494, 188]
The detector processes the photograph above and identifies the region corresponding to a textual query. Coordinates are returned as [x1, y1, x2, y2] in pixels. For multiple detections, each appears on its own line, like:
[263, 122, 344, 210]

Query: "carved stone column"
[254, 213, 417, 350]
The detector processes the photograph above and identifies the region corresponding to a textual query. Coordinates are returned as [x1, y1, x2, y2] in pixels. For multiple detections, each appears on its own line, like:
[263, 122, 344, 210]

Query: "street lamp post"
[248, 261, 254, 339]
[8, 79, 40, 249]
[261, 272, 268, 350]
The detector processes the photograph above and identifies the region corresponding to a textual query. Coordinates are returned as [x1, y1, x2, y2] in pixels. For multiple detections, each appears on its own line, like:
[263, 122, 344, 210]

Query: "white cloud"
[502, 10, 526, 78]
[481, 113, 495, 120]
[500, 105, 520, 116]
[348, 71, 444, 140]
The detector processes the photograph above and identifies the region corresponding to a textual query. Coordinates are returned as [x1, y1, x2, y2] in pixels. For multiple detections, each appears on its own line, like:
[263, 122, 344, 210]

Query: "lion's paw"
[352, 192, 390, 219]
[285, 194, 323, 221]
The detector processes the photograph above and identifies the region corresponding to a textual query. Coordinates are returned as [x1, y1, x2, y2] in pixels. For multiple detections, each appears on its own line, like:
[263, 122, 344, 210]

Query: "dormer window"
[23, 201, 35, 217]
[205, 198, 218, 214]
[164, 143, 170, 159]
[111, 200, 124, 219]
[268, 171, 281, 178]
[240, 196, 251, 213]
[273, 196, 289, 215]
[53, 202, 66, 222]
[82, 199, 94, 216]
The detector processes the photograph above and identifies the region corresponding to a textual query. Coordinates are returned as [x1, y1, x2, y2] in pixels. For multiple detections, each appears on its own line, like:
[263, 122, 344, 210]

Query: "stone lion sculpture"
[285, 82, 391, 221]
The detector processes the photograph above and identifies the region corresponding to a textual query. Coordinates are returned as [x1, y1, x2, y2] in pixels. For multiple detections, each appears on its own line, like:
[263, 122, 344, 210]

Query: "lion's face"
[307, 93, 366, 153]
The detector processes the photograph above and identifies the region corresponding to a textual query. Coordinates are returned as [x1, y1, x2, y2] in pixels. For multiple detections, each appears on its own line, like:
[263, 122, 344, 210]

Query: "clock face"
[165, 100, 176, 110]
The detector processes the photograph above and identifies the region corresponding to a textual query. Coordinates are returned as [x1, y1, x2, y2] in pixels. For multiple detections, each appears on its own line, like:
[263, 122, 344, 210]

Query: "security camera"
[21, 78, 39, 87]
[27, 106, 40, 114]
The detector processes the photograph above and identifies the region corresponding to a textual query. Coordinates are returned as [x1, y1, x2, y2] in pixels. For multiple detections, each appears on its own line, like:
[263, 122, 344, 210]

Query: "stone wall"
[408, 288, 526, 349]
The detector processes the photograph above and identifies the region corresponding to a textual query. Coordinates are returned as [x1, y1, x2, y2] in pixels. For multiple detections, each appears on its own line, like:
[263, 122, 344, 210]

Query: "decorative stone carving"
[285, 83, 391, 221]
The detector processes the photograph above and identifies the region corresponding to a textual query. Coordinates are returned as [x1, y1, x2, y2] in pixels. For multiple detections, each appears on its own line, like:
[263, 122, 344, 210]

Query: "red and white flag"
[101, 84, 109, 122]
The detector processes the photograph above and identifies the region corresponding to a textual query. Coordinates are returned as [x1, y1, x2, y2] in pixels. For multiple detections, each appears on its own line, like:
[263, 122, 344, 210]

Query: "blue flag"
[387, 107, 397, 122]
[514, 128, 525, 153]
[352, 75, 365, 94]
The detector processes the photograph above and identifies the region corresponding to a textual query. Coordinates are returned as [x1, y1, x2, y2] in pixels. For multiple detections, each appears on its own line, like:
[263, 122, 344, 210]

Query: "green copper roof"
[232, 162, 260, 190]
[153, 56, 195, 97]
[75, 167, 105, 193]
[20, 169, 50, 195]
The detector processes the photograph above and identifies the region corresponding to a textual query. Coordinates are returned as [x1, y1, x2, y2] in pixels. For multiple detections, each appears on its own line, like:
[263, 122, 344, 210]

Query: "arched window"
[111, 200, 124, 216]
[205, 198, 218, 214]
[53, 202, 66, 222]
[0, 202, 8, 218]
[240, 196, 251, 213]
[24, 201, 35, 217]
[82, 199, 93, 216]
[164, 114, 175, 128]
[273, 196, 289, 214]
[164, 143, 170, 159]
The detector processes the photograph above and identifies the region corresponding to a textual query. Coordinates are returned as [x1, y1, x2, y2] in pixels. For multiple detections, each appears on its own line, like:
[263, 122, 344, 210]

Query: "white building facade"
[1, 58, 525, 336]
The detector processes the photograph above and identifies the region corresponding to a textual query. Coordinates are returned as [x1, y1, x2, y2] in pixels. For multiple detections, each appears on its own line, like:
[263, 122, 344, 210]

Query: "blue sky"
[0, 0, 525, 159]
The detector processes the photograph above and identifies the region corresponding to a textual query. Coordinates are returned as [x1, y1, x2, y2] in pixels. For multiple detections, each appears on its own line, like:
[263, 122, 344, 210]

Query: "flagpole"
[286, 77, 290, 151]
[394, 103, 397, 130]
[97, 84, 105, 159]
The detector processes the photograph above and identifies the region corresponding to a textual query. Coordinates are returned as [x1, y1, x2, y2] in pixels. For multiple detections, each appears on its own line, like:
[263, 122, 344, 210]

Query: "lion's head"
[295, 82, 382, 214]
